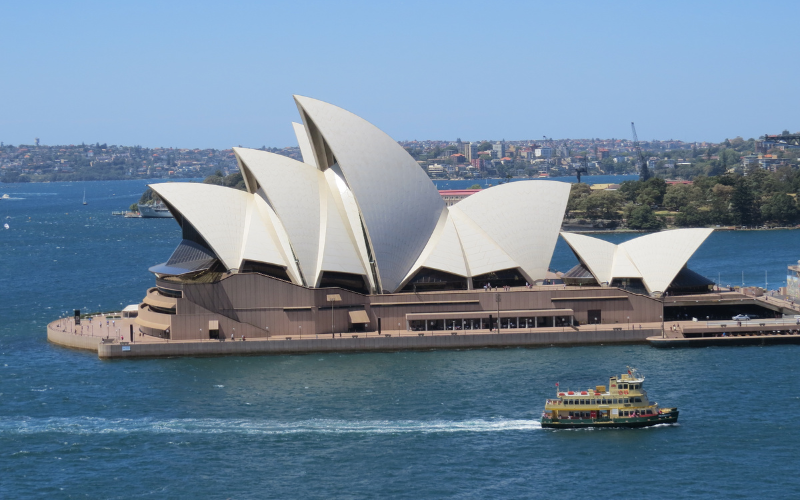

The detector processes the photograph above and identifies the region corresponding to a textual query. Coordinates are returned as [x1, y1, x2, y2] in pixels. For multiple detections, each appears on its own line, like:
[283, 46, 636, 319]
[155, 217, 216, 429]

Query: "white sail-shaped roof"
[150, 183, 288, 273]
[610, 246, 642, 279]
[317, 184, 370, 281]
[150, 96, 575, 294]
[150, 183, 247, 270]
[249, 194, 302, 284]
[453, 181, 571, 281]
[294, 95, 445, 292]
[401, 210, 469, 287]
[235, 147, 367, 287]
[449, 208, 519, 277]
[292, 122, 316, 167]
[561, 228, 713, 294]
[560, 232, 616, 284]
[240, 196, 298, 281]
[234, 148, 322, 284]
[620, 228, 713, 293]
[323, 169, 376, 291]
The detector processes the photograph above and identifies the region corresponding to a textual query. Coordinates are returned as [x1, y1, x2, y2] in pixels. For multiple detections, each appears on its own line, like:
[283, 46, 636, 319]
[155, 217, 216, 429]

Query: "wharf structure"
[48, 95, 795, 357]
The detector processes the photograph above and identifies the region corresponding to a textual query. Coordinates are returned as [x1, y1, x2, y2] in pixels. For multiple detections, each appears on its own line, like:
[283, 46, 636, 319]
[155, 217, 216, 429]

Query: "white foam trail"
[0, 417, 541, 435]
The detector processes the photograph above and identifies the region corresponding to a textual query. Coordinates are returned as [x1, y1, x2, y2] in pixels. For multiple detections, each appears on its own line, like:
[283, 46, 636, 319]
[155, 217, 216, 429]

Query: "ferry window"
[624, 399, 629, 404]
[612, 399, 617, 404]
[623, 384, 628, 389]
[635, 397, 642, 403]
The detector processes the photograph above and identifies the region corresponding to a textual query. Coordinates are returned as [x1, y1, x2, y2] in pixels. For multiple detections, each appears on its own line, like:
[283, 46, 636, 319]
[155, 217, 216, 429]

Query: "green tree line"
[567, 166, 800, 230]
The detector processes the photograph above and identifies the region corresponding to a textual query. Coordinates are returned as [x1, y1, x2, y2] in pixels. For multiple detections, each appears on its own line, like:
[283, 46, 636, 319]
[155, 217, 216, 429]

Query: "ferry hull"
[542, 409, 678, 429]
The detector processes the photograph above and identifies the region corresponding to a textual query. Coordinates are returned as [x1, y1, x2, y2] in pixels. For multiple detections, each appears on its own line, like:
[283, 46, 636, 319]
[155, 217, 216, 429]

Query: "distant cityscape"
[2, 132, 799, 183]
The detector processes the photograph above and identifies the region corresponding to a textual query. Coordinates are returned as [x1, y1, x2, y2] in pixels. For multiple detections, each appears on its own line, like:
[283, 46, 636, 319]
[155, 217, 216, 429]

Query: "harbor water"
[2, 179, 800, 498]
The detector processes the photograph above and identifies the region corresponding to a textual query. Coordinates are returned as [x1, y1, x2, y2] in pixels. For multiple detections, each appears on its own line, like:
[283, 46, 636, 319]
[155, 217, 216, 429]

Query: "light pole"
[495, 293, 501, 333]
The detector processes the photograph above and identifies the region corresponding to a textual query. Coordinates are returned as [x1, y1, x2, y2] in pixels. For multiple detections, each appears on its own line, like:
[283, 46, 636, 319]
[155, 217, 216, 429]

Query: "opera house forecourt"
[48, 95, 751, 358]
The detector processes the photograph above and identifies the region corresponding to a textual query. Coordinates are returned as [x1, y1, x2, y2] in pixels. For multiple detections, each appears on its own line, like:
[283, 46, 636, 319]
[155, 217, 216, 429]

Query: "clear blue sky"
[2, 0, 798, 149]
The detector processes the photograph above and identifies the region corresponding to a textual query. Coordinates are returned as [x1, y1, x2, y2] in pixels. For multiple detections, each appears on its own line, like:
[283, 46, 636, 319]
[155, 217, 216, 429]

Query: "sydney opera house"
[134, 96, 714, 341]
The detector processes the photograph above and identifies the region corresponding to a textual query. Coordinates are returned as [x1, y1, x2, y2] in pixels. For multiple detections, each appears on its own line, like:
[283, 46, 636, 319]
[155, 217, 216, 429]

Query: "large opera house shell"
[148, 96, 571, 294]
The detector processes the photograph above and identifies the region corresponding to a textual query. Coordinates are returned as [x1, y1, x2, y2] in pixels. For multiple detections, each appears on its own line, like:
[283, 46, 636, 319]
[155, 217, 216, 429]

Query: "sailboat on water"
[82, 189, 87, 205]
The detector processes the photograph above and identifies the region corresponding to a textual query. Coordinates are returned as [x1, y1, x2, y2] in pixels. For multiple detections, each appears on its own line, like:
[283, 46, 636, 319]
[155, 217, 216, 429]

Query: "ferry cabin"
[544, 373, 658, 422]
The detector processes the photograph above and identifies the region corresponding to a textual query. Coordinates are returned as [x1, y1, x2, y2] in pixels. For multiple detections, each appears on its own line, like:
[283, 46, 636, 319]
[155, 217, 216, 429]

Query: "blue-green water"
[2, 180, 800, 498]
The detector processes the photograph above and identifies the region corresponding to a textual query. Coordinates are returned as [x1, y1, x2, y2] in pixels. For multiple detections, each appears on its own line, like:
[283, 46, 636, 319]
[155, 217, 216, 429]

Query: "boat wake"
[0, 416, 542, 436]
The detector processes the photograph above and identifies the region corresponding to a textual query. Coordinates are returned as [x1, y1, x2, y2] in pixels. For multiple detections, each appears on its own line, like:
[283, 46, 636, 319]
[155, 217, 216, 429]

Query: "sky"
[1, 0, 798, 149]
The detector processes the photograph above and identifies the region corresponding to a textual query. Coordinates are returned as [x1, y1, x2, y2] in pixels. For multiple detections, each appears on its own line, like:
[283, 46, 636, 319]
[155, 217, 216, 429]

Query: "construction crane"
[631, 122, 650, 181]
[574, 155, 588, 183]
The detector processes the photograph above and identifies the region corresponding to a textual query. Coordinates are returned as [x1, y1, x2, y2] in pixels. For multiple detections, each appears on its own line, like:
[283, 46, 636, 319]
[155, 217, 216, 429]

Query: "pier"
[650, 294, 800, 347]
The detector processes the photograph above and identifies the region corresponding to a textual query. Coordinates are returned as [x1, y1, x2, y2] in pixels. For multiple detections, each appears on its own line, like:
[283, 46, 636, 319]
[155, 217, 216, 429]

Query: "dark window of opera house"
[157, 287, 183, 298]
[400, 268, 468, 292]
[610, 278, 648, 295]
[472, 268, 526, 289]
[318, 271, 369, 294]
[240, 260, 292, 282]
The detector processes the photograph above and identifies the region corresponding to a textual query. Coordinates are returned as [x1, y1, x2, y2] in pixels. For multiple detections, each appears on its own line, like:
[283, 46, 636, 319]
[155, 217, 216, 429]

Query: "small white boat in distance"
[138, 203, 173, 218]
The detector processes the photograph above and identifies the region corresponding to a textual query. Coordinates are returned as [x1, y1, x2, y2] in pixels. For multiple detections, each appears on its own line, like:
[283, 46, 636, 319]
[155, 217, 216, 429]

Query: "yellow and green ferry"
[541, 367, 679, 429]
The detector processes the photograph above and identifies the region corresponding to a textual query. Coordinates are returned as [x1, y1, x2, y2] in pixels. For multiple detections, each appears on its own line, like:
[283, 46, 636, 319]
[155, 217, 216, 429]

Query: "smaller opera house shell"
[135, 96, 710, 340]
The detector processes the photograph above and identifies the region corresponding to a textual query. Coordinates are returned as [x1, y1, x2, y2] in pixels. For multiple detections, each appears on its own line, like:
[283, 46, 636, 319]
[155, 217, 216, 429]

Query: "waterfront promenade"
[47, 314, 661, 359]
[48, 289, 800, 358]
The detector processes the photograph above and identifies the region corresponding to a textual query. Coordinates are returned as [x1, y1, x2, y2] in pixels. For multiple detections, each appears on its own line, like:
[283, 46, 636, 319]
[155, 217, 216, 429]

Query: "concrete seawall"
[95, 328, 657, 359]
[47, 327, 105, 352]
